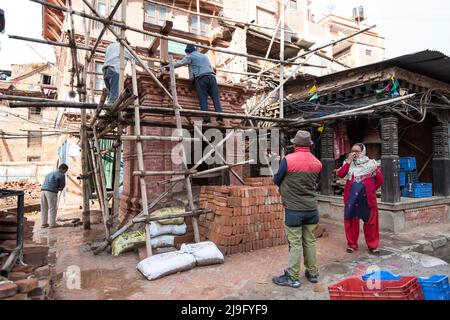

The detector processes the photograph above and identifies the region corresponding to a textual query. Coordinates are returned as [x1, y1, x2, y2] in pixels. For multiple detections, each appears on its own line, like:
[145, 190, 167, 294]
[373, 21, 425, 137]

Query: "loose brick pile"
[0, 241, 56, 300]
[198, 181, 287, 255]
[0, 212, 34, 241]
[0, 181, 41, 208]
[1, 210, 56, 300]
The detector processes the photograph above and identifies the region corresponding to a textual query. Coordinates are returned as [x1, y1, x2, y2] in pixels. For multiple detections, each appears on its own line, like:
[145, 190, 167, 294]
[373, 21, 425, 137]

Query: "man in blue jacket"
[167, 43, 224, 125]
[40, 164, 68, 228]
[272, 130, 322, 288]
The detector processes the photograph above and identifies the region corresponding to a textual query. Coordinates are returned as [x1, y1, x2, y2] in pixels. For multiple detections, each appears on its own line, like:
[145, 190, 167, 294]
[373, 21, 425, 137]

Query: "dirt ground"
[29, 210, 450, 300]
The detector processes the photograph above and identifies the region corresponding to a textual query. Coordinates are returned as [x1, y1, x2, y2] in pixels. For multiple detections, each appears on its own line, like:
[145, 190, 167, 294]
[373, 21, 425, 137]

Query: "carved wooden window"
[190, 16, 210, 36]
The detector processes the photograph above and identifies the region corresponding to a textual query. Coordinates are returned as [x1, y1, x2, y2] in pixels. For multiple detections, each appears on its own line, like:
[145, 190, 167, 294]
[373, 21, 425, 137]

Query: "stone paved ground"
[30, 211, 450, 300]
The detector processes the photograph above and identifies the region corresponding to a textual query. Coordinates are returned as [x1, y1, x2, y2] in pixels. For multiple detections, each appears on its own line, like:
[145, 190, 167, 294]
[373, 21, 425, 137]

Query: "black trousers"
[194, 74, 223, 122]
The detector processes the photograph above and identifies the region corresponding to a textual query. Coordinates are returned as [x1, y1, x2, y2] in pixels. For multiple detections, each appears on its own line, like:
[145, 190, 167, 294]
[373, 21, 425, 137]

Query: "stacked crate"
[198, 183, 287, 256]
[400, 157, 432, 198]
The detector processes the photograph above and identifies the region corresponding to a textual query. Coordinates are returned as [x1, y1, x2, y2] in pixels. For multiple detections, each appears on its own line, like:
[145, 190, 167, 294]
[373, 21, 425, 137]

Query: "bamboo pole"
[86, 0, 123, 63]
[168, 56, 200, 243]
[92, 126, 111, 238]
[111, 0, 127, 233]
[279, 0, 286, 158]
[121, 135, 200, 142]
[80, 0, 91, 230]
[158, 159, 254, 185]
[133, 170, 196, 177]
[133, 209, 210, 223]
[130, 59, 153, 257]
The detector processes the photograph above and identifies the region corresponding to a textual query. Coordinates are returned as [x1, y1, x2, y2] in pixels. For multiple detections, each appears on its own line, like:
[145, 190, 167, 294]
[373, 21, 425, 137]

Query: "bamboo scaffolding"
[130, 59, 153, 257]
[146, 0, 296, 34]
[29, 0, 303, 66]
[157, 159, 254, 185]
[168, 56, 200, 243]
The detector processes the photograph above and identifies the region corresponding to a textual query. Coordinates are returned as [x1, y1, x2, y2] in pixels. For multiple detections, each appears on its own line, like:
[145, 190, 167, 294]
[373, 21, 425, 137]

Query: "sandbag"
[180, 241, 224, 266]
[150, 206, 185, 225]
[136, 251, 196, 280]
[112, 232, 176, 256]
[149, 221, 186, 237]
[111, 230, 145, 257]
[151, 235, 175, 248]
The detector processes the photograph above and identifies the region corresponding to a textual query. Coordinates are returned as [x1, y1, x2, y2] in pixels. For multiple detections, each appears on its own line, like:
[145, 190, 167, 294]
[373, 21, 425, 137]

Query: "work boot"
[305, 270, 319, 283]
[41, 224, 49, 229]
[272, 270, 301, 288]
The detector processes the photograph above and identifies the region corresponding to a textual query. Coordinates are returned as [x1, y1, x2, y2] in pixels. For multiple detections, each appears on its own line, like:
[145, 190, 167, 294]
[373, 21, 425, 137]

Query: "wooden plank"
[148, 20, 173, 54]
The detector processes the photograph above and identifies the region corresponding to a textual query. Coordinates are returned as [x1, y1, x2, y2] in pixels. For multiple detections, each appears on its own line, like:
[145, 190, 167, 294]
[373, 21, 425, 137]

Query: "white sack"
[180, 241, 224, 266]
[137, 251, 196, 280]
[149, 222, 187, 237]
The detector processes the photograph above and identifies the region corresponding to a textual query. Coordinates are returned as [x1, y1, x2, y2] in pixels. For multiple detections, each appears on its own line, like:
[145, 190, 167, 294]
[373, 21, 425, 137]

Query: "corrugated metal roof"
[311, 50, 450, 84]
[380, 50, 450, 83]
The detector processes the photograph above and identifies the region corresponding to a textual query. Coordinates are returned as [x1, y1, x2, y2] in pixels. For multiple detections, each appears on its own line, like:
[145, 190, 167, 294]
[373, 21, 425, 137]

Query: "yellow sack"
[111, 230, 145, 257]
[150, 206, 185, 225]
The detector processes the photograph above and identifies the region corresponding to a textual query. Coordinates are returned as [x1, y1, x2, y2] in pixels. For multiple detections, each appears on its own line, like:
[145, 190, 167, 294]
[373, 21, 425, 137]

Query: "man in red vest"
[272, 130, 323, 288]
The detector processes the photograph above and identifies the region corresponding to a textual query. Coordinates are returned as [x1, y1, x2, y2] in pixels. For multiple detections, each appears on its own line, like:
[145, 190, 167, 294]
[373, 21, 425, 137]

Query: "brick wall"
[119, 75, 255, 223]
[404, 205, 448, 229]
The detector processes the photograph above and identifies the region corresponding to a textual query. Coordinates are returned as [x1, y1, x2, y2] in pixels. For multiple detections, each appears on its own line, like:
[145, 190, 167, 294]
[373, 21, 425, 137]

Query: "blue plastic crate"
[400, 157, 416, 171]
[399, 172, 406, 187]
[362, 270, 402, 281]
[418, 275, 450, 300]
[402, 183, 432, 198]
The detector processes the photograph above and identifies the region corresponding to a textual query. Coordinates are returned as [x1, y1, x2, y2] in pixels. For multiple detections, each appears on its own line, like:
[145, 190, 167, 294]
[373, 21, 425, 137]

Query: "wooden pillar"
[320, 127, 334, 195]
[432, 121, 450, 196]
[380, 116, 400, 203]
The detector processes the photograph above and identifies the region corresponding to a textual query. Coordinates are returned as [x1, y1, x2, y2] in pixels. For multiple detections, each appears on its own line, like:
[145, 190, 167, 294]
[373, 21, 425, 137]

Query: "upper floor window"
[29, 107, 42, 120]
[366, 49, 372, 56]
[94, 0, 121, 33]
[95, 0, 107, 29]
[27, 131, 42, 148]
[256, 7, 276, 27]
[95, 62, 104, 90]
[190, 16, 210, 36]
[289, 0, 297, 9]
[144, 2, 168, 26]
[42, 74, 52, 85]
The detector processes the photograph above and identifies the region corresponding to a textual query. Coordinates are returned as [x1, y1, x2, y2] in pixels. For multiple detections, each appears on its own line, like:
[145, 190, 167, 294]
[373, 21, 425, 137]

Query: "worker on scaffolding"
[102, 41, 145, 105]
[165, 43, 224, 125]
[40, 164, 68, 229]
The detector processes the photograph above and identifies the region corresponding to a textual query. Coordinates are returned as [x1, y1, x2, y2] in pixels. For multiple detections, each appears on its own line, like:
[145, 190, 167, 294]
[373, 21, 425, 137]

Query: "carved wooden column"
[320, 127, 335, 195]
[381, 116, 401, 203]
[432, 119, 450, 196]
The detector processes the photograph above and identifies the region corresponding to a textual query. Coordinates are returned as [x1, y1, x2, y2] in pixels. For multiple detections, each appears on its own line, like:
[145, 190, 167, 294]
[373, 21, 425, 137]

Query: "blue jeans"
[194, 74, 223, 122]
[103, 66, 119, 105]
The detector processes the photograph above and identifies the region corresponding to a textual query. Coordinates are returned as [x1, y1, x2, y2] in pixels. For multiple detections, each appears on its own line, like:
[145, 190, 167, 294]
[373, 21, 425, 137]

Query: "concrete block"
[430, 237, 448, 249]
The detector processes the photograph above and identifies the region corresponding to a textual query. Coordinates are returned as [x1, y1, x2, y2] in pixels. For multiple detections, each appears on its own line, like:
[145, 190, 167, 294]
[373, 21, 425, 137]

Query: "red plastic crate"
[328, 276, 424, 300]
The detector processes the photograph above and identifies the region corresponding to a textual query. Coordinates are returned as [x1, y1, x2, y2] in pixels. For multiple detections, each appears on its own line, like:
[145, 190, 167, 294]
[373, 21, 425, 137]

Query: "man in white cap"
[272, 130, 323, 288]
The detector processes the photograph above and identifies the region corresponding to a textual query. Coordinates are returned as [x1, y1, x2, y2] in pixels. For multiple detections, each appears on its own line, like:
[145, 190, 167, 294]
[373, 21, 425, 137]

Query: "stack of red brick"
[0, 212, 34, 242]
[0, 181, 41, 208]
[198, 179, 287, 255]
[1, 211, 56, 300]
